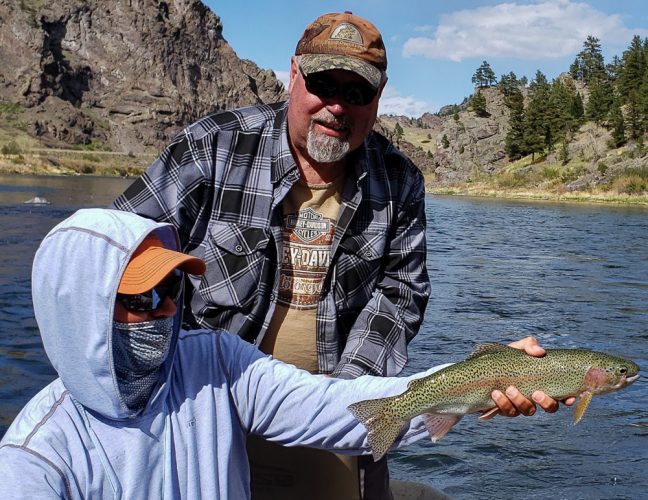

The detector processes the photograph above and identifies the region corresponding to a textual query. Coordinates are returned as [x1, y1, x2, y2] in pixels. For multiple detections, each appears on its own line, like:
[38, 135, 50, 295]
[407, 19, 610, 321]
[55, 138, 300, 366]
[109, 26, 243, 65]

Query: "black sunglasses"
[117, 270, 184, 312]
[299, 67, 378, 106]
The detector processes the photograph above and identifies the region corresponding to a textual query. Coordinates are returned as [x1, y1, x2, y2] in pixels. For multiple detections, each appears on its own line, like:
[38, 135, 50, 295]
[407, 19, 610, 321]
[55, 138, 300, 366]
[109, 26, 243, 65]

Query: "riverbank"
[0, 150, 154, 178]
[2, 153, 648, 206]
[428, 183, 648, 205]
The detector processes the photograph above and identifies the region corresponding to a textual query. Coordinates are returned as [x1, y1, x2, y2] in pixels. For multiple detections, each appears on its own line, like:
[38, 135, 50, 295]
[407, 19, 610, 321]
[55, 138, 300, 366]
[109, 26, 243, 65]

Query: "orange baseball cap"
[118, 234, 206, 295]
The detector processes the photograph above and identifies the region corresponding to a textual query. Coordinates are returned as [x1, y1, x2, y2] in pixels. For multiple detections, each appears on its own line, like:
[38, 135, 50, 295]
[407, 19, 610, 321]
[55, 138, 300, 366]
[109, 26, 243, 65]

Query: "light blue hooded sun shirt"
[0, 208, 444, 499]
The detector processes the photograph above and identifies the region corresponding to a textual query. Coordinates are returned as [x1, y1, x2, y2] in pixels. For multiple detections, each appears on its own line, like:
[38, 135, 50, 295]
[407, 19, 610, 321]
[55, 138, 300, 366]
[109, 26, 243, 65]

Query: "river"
[1, 174, 646, 499]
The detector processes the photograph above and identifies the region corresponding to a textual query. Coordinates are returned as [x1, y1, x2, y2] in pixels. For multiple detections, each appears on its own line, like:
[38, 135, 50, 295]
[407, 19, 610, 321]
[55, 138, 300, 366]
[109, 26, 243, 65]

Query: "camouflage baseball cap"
[295, 11, 387, 89]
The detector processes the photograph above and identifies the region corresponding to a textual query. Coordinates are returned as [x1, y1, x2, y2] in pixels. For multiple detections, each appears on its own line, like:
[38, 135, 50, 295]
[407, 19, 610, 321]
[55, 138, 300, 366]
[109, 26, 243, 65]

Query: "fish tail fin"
[348, 396, 404, 462]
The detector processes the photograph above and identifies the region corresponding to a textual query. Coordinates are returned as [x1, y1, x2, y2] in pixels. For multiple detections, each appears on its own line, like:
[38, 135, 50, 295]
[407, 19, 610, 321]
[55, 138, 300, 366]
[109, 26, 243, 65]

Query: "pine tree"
[560, 138, 570, 165]
[394, 122, 404, 142]
[586, 78, 613, 124]
[570, 35, 607, 83]
[441, 134, 450, 148]
[548, 78, 579, 143]
[504, 88, 526, 160]
[498, 71, 523, 100]
[469, 91, 489, 117]
[571, 93, 585, 123]
[472, 61, 497, 88]
[639, 70, 648, 135]
[617, 35, 646, 101]
[608, 97, 626, 148]
[626, 90, 643, 140]
[524, 70, 551, 158]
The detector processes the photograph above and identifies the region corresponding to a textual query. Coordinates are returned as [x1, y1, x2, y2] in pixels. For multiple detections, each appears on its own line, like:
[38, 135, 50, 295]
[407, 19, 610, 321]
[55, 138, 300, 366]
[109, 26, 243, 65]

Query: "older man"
[113, 11, 566, 499]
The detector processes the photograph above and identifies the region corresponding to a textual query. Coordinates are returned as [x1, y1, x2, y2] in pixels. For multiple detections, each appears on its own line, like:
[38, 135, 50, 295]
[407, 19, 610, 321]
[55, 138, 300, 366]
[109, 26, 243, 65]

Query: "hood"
[32, 208, 181, 419]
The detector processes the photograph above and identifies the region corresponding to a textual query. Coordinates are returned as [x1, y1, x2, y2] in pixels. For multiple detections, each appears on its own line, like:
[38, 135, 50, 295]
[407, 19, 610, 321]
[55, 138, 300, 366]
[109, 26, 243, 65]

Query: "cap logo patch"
[329, 23, 363, 45]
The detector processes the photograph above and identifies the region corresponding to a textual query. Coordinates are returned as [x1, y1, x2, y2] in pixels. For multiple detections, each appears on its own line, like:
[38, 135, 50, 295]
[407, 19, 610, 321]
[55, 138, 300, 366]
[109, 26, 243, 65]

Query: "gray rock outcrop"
[0, 0, 287, 153]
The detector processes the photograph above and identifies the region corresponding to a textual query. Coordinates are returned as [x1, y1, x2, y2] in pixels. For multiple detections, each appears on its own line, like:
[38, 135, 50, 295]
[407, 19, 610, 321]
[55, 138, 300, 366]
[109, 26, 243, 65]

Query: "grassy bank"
[0, 149, 153, 177]
[428, 183, 648, 205]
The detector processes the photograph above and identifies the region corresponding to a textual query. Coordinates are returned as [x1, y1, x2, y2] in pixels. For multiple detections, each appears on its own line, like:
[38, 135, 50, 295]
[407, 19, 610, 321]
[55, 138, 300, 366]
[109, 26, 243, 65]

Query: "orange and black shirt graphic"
[278, 207, 335, 309]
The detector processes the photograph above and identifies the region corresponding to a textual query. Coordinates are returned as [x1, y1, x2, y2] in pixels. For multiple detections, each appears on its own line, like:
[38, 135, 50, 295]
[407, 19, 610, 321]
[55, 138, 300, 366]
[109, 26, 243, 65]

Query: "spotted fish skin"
[347, 344, 640, 461]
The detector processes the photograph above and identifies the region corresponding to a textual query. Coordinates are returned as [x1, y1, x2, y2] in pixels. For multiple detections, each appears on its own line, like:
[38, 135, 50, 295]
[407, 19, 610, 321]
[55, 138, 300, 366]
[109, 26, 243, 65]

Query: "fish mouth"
[626, 374, 640, 384]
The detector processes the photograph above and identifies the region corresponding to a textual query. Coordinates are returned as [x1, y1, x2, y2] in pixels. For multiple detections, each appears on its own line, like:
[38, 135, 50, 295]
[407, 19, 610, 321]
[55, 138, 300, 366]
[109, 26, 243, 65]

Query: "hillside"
[0, 0, 286, 155]
[0, 1, 646, 202]
[379, 83, 648, 202]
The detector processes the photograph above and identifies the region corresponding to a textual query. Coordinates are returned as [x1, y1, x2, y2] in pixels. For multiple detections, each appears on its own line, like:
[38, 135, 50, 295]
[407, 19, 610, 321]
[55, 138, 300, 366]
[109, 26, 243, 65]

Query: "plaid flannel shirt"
[113, 101, 430, 378]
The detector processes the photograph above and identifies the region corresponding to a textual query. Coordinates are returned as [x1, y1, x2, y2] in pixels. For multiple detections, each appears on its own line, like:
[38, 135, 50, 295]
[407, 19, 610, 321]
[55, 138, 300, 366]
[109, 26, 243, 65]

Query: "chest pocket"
[335, 231, 386, 309]
[201, 221, 270, 309]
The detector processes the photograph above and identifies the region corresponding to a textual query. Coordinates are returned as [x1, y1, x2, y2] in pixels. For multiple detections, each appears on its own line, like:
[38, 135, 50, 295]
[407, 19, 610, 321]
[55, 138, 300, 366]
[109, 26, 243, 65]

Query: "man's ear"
[376, 76, 388, 99]
[288, 56, 299, 94]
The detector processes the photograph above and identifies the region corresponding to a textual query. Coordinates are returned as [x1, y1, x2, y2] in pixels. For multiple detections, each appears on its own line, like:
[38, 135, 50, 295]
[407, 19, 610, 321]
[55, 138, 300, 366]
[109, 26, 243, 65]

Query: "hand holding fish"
[489, 336, 576, 418]
[348, 341, 640, 462]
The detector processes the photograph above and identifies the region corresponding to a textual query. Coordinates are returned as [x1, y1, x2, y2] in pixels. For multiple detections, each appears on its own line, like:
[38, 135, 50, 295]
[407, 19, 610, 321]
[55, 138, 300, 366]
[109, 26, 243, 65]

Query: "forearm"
[239, 352, 448, 454]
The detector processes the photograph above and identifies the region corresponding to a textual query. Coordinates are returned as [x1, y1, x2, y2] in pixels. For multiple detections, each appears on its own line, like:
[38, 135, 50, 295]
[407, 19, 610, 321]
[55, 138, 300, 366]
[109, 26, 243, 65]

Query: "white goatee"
[306, 118, 351, 163]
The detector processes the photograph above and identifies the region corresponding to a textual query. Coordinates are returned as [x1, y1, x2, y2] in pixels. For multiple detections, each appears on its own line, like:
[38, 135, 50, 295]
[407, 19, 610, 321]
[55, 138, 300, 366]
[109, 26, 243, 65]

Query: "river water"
[1, 174, 646, 499]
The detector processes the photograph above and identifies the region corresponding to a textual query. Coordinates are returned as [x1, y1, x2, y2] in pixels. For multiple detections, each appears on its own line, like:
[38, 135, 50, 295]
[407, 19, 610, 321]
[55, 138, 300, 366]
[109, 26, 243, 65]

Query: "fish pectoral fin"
[478, 407, 500, 421]
[573, 391, 593, 425]
[422, 413, 462, 442]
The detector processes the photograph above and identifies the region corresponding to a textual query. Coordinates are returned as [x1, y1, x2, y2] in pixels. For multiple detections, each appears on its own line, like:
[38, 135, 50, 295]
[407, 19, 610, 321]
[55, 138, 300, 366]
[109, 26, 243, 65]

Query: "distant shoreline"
[427, 184, 648, 206]
[1, 157, 647, 206]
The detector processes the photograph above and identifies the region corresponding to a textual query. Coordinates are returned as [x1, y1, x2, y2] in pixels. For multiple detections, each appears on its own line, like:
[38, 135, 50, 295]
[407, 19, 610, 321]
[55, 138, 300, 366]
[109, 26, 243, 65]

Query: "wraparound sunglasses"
[116, 271, 183, 312]
[299, 66, 378, 106]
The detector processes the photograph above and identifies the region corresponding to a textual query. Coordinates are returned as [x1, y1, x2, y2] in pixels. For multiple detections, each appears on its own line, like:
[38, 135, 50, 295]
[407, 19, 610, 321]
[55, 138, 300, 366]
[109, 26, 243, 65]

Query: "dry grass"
[0, 150, 153, 177]
[428, 180, 648, 205]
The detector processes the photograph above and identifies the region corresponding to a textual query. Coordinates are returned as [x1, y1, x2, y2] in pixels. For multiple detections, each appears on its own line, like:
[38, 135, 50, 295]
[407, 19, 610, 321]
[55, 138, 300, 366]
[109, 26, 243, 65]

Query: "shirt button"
[235, 245, 243, 252]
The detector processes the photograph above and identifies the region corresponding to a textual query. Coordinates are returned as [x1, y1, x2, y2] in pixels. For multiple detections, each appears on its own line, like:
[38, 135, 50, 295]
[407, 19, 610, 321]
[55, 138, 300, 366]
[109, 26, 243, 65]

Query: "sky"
[204, 1, 648, 117]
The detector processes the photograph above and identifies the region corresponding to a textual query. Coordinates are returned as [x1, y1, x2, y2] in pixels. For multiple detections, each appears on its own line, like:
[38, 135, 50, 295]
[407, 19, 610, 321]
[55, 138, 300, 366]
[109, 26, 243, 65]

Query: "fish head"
[584, 354, 640, 394]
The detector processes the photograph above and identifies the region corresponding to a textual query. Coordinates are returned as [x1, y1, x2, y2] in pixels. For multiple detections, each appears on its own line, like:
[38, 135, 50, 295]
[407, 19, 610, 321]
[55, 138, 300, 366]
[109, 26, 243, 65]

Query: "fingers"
[531, 391, 559, 413]
[490, 387, 573, 420]
[491, 386, 536, 417]
[508, 336, 546, 357]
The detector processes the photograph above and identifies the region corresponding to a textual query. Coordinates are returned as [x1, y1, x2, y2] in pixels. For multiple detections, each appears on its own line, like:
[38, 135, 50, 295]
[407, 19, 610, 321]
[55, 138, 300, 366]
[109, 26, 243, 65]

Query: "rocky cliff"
[0, 0, 286, 153]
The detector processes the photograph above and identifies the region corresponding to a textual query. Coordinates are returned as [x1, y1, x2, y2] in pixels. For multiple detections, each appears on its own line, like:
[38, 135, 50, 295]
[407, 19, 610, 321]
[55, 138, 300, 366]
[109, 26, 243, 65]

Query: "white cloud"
[378, 86, 434, 117]
[403, 0, 648, 61]
[274, 70, 290, 88]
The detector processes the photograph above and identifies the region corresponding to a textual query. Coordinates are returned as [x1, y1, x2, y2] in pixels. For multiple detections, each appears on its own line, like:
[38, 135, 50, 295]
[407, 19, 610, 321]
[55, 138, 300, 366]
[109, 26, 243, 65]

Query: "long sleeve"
[221, 332, 445, 456]
[332, 160, 430, 379]
[0, 446, 68, 499]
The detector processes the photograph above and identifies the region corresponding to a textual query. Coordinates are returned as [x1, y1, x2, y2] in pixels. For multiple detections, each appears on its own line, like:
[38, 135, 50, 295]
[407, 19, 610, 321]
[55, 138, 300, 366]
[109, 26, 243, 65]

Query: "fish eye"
[619, 367, 627, 374]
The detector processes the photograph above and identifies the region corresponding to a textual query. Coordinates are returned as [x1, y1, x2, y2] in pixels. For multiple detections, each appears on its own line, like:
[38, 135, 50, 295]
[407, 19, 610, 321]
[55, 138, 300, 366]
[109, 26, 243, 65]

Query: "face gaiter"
[112, 317, 174, 411]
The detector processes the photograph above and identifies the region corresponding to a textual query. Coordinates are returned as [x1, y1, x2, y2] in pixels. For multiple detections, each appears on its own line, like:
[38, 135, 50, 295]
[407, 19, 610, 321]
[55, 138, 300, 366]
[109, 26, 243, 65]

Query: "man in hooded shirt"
[0, 208, 445, 498]
[0, 208, 566, 498]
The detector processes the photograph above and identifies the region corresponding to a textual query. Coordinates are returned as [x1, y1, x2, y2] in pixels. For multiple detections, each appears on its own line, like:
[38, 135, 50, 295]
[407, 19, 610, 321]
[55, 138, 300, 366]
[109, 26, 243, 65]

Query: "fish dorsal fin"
[467, 343, 515, 359]
[573, 391, 593, 424]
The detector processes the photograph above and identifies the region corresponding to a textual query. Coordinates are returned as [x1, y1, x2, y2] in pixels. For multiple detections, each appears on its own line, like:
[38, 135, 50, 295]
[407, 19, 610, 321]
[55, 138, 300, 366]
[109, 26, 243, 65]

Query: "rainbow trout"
[348, 344, 640, 461]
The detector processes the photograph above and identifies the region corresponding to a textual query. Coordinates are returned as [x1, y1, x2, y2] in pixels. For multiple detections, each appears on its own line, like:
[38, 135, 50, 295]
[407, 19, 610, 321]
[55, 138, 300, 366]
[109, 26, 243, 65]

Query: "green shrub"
[542, 166, 560, 180]
[0, 102, 22, 115]
[597, 162, 608, 175]
[613, 175, 647, 194]
[1, 141, 22, 155]
[82, 153, 100, 163]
